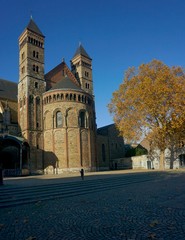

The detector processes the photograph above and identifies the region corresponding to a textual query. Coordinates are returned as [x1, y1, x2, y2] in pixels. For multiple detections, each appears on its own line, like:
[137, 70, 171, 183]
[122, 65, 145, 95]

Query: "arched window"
[35, 82, 38, 88]
[79, 111, 86, 128]
[36, 96, 40, 105]
[29, 95, 34, 104]
[56, 111, 62, 128]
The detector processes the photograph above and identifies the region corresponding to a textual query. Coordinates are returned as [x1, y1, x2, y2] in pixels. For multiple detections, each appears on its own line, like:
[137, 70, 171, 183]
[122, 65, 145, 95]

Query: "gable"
[45, 61, 80, 91]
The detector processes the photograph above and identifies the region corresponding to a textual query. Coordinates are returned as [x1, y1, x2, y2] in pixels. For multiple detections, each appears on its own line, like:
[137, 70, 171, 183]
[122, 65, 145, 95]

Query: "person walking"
[80, 168, 84, 180]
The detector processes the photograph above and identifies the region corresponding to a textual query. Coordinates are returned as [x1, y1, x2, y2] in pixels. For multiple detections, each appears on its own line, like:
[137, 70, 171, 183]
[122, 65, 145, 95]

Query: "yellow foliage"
[108, 59, 185, 151]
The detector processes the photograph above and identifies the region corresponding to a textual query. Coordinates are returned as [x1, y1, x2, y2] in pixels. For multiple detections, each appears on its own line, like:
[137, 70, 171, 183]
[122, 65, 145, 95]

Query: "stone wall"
[43, 89, 96, 173]
[97, 124, 125, 170]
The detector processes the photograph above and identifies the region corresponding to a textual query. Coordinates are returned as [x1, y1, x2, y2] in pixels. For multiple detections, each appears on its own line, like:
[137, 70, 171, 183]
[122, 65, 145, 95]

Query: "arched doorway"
[0, 135, 30, 176]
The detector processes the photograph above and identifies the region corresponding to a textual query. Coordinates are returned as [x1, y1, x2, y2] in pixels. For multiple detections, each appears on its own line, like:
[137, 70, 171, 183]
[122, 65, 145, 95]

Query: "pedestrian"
[80, 168, 84, 180]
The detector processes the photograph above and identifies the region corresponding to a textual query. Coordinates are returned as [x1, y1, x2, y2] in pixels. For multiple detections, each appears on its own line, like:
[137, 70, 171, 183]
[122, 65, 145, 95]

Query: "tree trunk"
[159, 150, 165, 170]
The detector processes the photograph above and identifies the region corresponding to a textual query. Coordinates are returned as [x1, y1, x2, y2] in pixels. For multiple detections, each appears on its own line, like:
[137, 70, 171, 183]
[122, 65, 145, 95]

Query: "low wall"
[112, 154, 180, 170]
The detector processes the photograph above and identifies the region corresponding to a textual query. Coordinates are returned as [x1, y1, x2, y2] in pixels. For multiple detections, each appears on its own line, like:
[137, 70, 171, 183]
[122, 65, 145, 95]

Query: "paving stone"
[1, 171, 185, 239]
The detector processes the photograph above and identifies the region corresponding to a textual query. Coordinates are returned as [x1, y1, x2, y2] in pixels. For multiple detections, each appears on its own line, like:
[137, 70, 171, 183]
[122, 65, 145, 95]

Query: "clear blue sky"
[1, 0, 185, 128]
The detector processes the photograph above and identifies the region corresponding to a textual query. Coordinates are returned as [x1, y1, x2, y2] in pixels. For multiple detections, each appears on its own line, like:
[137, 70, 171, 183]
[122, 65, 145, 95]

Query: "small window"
[85, 71, 89, 77]
[33, 51, 36, 57]
[36, 96, 40, 104]
[56, 111, 62, 128]
[36, 52, 39, 58]
[36, 66, 39, 73]
[79, 111, 86, 128]
[21, 66, 25, 74]
[22, 52, 25, 60]
[35, 82, 38, 88]
[33, 65, 35, 71]
[29, 95, 34, 104]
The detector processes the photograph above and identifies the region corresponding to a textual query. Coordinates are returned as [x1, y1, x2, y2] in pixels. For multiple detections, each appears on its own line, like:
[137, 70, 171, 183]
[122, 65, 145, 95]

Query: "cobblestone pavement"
[1, 170, 185, 240]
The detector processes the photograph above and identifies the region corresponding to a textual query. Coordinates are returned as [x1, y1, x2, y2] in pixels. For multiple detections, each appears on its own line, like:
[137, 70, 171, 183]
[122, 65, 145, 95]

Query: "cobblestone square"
[1, 170, 185, 239]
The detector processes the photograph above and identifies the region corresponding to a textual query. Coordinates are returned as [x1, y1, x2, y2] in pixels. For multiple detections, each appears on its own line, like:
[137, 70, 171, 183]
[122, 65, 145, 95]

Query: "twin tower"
[18, 18, 97, 174]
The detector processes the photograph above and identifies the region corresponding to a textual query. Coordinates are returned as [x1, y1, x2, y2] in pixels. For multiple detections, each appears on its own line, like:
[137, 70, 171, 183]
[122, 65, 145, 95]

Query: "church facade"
[18, 19, 97, 174]
[0, 19, 128, 176]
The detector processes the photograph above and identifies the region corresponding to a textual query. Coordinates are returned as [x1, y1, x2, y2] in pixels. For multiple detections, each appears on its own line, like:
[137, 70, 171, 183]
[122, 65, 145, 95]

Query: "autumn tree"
[108, 60, 185, 169]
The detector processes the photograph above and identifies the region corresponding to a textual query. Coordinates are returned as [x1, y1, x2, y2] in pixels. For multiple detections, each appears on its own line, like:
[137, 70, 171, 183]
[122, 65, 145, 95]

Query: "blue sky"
[1, 0, 185, 128]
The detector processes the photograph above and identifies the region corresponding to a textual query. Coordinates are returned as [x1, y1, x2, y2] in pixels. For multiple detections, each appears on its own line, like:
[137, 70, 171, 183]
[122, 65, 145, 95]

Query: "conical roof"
[73, 44, 91, 59]
[26, 18, 44, 37]
[50, 76, 82, 91]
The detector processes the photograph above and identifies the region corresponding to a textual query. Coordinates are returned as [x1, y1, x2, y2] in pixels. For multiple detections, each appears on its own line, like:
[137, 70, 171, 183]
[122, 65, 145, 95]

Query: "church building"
[0, 18, 126, 176]
[18, 18, 97, 174]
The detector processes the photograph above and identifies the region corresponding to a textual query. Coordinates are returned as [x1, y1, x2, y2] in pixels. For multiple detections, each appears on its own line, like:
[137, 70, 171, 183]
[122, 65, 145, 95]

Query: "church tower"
[18, 18, 45, 172]
[71, 44, 93, 96]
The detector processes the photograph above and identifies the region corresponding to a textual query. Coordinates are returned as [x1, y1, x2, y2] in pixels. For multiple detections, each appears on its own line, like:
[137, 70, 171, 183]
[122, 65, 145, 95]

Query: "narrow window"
[36, 52, 39, 58]
[33, 65, 35, 71]
[22, 52, 25, 60]
[29, 95, 34, 104]
[79, 111, 85, 128]
[56, 111, 62, 128]
[35, 82, 38, 88]
[33, 51, 35, 57]
[102, 144, 106, 162]
[36, 66, 39, 73]
[85, 71, 89, 77]
[21, 66, 25, 74]
[36, 96, 40, 104]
